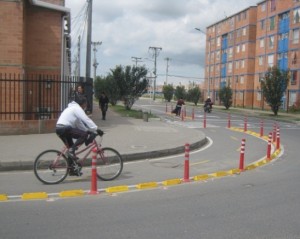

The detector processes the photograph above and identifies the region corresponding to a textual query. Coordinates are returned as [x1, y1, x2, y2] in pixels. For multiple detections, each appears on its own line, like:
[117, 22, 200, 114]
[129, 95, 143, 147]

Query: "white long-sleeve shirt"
[56, 101, 97, 132]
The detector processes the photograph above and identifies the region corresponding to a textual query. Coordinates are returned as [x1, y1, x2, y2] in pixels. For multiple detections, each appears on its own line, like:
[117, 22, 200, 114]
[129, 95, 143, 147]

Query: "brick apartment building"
[204, 0, 300, 109]
[0, 0, 71, 134]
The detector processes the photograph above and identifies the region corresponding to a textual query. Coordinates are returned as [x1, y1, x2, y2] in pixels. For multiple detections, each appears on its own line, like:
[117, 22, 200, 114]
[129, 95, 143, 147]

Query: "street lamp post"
[195, 28, 211, 99]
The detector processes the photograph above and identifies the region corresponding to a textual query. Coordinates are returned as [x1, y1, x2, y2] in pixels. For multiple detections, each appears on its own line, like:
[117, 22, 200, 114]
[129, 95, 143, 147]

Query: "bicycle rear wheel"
[34, 150, 69, 184]
[96, 147, 123, 181]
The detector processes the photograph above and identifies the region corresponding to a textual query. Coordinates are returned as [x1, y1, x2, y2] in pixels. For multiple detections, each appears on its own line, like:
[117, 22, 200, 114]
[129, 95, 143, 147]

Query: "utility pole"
[86, 0, 93, 79]
[77, 35, 81, 78]
[149, 46, 162, 100]
[131, 57, 142, 67]
[164, 57, 171, 85]
[92, 41, 102, 80]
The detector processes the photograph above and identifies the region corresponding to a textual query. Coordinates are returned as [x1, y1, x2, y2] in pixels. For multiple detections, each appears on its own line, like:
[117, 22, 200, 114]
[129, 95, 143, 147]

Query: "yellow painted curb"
[194, 174, 210, 181]
[162, 178, 182, 186]
[21, 192, 48, 200]
[227, 168, 241, 175]
[254, 161, 266, 167]
[245, 164, 257, 170]
[105, 185, 129, 193]
[59, 189, 84, 198]
[136, 182, 158, 189]
[0, 194, 8, 201]
[211, 171, 228, 177]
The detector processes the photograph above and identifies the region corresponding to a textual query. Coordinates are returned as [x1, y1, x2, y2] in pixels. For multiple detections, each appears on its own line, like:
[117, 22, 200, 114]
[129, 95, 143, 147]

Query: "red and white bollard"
[183, 143, 190, 182]
[260, 119, 264, 137]
[203, 111, 206, 128]
[244, 116, 248, 132]
[89, 147, 99, 195]
[239, 139, 246, 171]
[227, 113, 231, 128]
[276, 126, 280, 150]
[267, 132, 272, 160]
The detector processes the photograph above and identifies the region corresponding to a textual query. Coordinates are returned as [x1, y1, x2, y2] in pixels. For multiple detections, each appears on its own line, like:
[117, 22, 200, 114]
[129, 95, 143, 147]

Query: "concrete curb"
[0, 138, 208, 172]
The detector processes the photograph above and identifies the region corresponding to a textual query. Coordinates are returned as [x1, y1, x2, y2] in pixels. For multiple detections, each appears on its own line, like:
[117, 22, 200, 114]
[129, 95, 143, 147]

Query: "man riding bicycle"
[56, 95, 103, 176]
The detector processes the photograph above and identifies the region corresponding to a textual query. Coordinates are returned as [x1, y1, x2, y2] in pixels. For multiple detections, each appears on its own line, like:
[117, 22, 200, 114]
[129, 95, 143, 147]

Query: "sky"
[65, 0, 259, 86]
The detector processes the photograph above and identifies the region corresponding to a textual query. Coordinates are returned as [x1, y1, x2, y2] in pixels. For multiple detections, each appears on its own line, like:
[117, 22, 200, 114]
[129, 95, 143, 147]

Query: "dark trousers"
[56, 126, 88, 151]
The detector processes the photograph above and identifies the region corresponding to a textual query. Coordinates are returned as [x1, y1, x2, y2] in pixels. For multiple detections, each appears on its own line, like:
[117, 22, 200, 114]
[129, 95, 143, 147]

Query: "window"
[292, 28, 300, 44]
[217, 36, 221, 47]
[216, 50, 220, 61]
[270, 0, 276, 12]
[269, 35, 274, 49]
[240, 76, 245, 84]
[242, 44, 246, 52]
[236, 45, 240, 53]
[270, 16, 275, 30]
[260, 38, 265, 48]
[291, 71, 298, 85]
[259, 56, 264, 66]
[260, 20, 265, 30]
[261, 3, 266, 12]
[268, 54, 274, 67]
[292, 51, 297, 64]
[228, 47, 233, 58]
[294, 8, 300, 24]
[241, 60, 245, 68]
[228, 62, 233, 73]
[235, 61, 239, 69]
[242, 27, 247, 36]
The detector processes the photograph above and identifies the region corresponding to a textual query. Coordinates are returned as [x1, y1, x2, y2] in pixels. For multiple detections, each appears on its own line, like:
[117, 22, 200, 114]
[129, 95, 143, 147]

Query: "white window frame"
[260, 38, 265, 48]
[292, 28, 300, 44]
[268, 54, 274, 67]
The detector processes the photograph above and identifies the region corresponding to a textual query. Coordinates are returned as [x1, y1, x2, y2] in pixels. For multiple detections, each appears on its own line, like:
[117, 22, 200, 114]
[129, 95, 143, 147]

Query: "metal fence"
[0, 73, 93, 121]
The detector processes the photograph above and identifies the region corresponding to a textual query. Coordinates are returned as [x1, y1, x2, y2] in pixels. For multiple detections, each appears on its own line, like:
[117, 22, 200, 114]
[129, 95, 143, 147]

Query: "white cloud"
[66, 0, 259, 85]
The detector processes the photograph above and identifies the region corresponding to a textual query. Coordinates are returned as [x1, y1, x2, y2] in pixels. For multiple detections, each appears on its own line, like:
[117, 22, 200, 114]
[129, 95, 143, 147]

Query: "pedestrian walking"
[99, 92, 109, 120]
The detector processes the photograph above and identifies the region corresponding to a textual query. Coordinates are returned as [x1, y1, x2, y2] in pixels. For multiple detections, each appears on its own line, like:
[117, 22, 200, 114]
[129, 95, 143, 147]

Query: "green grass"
[111, 105, 157, 119]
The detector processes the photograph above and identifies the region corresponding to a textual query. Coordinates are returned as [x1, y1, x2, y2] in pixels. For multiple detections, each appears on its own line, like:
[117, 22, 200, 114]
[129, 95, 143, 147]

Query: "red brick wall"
[0, 1, 24, 74]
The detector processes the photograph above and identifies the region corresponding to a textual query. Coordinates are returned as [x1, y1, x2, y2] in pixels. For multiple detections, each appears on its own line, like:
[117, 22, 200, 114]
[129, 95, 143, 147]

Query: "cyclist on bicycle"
[56, 95, 103, 176]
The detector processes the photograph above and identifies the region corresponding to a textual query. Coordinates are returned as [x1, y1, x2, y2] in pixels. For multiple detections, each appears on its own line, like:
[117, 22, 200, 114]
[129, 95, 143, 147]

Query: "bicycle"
[33, 133, 123, 185]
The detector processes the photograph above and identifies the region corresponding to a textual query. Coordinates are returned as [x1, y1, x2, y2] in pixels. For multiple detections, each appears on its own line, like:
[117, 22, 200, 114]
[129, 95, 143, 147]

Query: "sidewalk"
[0, 105, 206, 171]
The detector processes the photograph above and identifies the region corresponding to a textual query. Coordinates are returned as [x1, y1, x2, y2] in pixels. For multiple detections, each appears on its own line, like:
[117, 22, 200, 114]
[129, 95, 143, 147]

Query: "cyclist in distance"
[56, 95, 103, 176]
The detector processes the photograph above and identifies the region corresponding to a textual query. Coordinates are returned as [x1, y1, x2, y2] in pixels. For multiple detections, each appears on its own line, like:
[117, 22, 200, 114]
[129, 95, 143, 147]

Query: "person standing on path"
[99, 92, 109, 120]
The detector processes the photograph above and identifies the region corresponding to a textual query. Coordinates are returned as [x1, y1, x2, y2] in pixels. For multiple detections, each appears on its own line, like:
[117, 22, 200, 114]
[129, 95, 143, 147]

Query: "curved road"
[0, 99, 299, 238]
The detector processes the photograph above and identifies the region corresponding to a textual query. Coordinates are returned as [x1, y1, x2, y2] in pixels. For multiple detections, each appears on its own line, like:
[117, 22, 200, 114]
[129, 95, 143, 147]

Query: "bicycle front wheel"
[96, 147, 123, 181]
[34, 150, 69, 184]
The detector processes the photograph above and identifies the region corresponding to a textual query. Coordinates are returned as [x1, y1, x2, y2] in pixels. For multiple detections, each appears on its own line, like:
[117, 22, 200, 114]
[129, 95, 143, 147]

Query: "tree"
[174, 85, 186, 100]
[187, 87, 201, 106]
[162, 84, 174, 102]
[111, 65, 148, 110]
[219, 86, 233, 110]
[94, 75, 120, 105]
[261, 66, 289, 116]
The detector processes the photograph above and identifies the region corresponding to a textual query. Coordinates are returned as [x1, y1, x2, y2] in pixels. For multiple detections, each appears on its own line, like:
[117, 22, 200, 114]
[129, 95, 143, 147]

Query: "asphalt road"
[1, 99, 300, 239]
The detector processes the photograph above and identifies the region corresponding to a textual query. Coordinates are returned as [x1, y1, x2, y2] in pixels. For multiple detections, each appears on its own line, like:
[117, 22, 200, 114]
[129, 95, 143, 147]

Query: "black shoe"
[69, 162, 82, 176]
